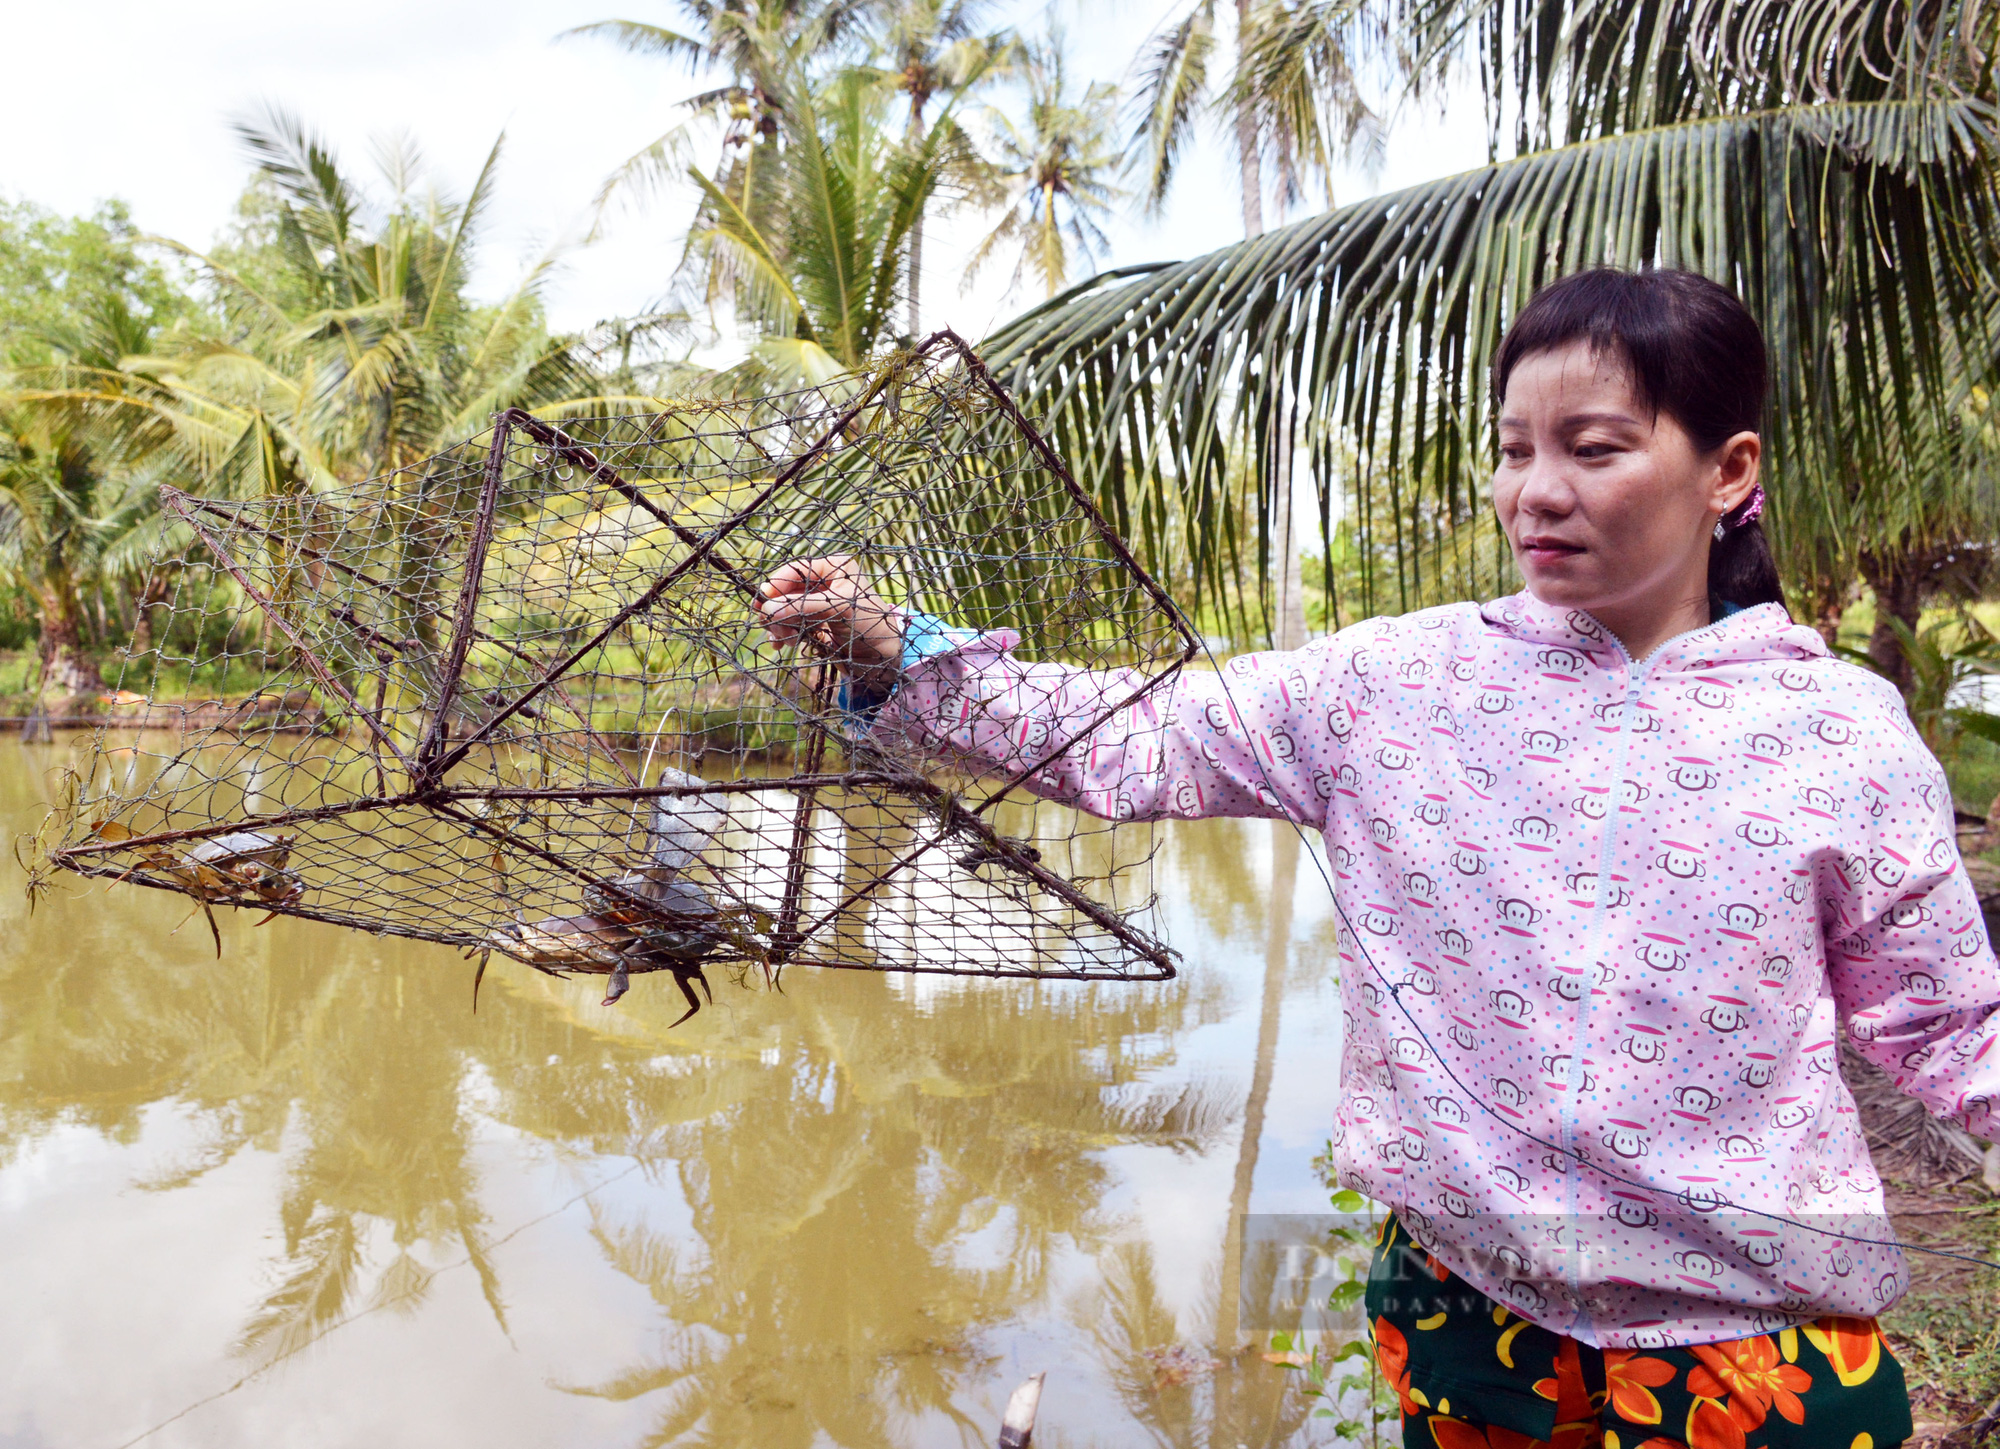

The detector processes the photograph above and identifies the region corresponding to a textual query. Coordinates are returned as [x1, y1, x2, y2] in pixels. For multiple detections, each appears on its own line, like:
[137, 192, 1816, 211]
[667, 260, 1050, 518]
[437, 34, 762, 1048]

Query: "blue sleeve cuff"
[899, 612, 983, 670]
[835, 611, 978, 724]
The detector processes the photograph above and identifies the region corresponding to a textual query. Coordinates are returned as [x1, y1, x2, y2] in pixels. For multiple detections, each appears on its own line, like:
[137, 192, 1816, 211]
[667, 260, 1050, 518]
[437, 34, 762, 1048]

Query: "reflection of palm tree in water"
[0, 891, 510, 1365]
[234, 961, 509, 1362]
[1161, 530, 1312, 1444]
[1218, 516, 1309, 1358]
[557, 1089, 1008, 1447]
[541, 980, 1238, 1445]
[1081, 1236, 1315, 1448]
[536, 809, 1283, 1445]
[0, 757, 1293, 1441]
[1217, 823, 1299, 1360]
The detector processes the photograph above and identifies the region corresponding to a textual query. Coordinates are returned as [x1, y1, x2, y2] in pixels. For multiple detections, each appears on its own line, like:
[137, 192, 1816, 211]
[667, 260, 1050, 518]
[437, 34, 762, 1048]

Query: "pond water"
[0, 737, 1356, 1448]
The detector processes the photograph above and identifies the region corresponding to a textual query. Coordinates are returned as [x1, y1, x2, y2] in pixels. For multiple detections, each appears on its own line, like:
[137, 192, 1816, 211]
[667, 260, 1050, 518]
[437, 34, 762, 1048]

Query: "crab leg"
[666, 966, 707, 1028]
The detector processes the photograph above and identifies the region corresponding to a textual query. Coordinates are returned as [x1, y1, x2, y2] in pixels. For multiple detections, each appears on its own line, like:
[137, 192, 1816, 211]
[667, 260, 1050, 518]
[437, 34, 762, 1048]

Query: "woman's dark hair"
[1492, 267, 1784, 609]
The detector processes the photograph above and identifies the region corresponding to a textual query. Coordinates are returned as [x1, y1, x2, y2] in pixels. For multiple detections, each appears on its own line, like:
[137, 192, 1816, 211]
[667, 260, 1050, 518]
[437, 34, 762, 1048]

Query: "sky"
[0, 0, 1491, 345]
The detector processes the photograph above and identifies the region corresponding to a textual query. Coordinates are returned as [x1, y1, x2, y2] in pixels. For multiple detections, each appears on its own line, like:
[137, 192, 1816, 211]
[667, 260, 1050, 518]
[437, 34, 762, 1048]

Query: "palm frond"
[233, 105, 363, 278]
[1129, 2, 1219, 213]
[139, 236, 297, 334]
[557, 18, 709, 66]
[585, 125, 701, 240]
[685, 165, 810, 339]
[777, 74, 873, 359]
[986, 94, 2000, 629]
[421, 132, 503, 331]
[1398, 0, 1990, 152]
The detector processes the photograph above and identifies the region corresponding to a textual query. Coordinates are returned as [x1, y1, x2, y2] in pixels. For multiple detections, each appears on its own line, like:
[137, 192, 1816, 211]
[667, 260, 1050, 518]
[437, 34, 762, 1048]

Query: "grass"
[0, 644, 816, 762]
[0, 649, 282, 716]
[1881, 1177, 2000, 1446]
[0, 651, 37, 701]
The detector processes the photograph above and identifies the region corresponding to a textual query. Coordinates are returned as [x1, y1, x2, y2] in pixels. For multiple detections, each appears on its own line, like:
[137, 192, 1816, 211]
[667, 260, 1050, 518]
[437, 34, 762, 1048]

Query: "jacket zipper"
[1555, 615, 1715, 1337]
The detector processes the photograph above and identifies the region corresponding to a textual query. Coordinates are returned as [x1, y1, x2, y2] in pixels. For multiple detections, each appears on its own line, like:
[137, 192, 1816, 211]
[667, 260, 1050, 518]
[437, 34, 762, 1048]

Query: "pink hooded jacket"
[873, 590, 2000, 1348]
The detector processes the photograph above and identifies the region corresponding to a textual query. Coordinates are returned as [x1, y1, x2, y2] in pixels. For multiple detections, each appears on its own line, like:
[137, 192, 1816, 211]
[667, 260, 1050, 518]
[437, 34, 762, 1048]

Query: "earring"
[1714, 519, 1726, 541]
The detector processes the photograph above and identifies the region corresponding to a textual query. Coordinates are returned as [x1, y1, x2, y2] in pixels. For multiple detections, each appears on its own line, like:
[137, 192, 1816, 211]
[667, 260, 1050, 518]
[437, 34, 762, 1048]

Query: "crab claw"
[601, 959, 630, 1007]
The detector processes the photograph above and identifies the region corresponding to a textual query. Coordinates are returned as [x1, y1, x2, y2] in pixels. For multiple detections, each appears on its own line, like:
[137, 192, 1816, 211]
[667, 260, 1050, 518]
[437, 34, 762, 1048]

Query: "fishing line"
[114, 1158, 649, 1446]
[1188, 632, 2000, 1276]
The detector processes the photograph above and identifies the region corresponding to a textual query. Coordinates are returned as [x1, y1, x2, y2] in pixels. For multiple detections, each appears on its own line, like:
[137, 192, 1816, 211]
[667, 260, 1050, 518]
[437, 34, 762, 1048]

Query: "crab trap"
[37, 331, 1198, 1020]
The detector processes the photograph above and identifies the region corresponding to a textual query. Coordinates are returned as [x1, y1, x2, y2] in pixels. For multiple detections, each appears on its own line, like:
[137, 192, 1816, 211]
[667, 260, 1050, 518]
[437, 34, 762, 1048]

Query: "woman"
[759, 268, 2000, 1448]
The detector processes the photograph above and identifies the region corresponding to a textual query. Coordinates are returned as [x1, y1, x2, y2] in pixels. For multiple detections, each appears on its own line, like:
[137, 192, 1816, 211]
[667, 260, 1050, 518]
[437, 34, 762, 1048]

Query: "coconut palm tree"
[1132, 0, 1382, 240]
[213, 112, 592, 480]
[0, 291, 182, 698]
[679, 59, 981, 383]
[14, 111, 601, 709]
[964, 35, 1128, 303]
[1132, 0, 1383, 647]
[573, 7, 996, 370]
[868, 0, 1016, 334]
[987, 0, 2000, 665]
[25, 110, 594, 521]
[0, 409, 152, 696]
[563, 0, 872, 234]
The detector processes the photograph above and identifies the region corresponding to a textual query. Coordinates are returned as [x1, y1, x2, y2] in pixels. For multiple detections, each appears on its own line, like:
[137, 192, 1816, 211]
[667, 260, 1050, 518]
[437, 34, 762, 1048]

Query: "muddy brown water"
[0, 738, 1353, 1447]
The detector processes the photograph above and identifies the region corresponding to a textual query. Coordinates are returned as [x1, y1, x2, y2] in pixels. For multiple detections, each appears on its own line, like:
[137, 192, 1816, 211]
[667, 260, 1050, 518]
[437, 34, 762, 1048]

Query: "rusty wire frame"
[44, 331, 1199, 1012]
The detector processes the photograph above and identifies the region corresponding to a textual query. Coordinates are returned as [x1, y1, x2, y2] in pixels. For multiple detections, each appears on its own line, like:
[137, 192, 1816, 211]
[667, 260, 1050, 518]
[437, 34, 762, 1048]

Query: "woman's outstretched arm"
[1823, 752, 2000, 1140]
[757, 556, 1351, 827]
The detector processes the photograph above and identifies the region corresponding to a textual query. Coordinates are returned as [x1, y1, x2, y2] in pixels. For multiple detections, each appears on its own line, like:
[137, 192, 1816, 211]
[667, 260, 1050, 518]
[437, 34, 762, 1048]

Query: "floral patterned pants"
[1365, 1214, 1914, 1449]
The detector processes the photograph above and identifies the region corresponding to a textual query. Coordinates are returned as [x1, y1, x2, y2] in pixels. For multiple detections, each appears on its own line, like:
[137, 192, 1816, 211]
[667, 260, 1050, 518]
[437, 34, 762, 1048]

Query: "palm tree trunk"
[1273, 404, 1306, 651]
[907, 108, 928, 338]
[34, 583, 103, 698]
[908, 215, 925, 338]
[1234, 0, 1264, 239]
[127, 571, 172, 657]
[1860, 546, 1928, 697]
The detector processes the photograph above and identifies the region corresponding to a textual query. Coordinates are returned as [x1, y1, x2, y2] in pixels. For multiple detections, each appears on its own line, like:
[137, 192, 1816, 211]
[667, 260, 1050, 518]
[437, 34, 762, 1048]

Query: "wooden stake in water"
[997, 1372, 1045, 1449]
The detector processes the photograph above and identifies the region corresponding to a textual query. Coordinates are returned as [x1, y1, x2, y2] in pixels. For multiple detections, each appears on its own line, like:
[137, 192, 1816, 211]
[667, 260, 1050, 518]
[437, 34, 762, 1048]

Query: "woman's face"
[1492, 340, 1758, 638]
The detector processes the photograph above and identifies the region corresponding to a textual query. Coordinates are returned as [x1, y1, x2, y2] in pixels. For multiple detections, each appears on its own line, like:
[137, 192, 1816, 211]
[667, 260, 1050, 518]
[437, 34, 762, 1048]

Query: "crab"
[90, 821, 305, 952]
[494, 884, 722, 1024]
[481, 769, 751, 1022]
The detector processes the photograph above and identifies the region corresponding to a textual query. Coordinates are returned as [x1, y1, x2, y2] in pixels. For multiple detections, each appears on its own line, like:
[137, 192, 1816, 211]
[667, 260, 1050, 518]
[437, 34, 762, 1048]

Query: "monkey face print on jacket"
[871, 590, 2000, 1350]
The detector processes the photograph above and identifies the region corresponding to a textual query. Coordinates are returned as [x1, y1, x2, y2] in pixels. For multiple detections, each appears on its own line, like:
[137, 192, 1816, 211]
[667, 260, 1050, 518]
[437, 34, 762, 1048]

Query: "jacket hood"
[1476, 590, 1828, 673]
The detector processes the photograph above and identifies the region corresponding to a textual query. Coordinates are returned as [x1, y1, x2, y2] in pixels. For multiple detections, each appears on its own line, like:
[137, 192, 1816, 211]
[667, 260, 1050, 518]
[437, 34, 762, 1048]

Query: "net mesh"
[40, 332, 1195, 1019]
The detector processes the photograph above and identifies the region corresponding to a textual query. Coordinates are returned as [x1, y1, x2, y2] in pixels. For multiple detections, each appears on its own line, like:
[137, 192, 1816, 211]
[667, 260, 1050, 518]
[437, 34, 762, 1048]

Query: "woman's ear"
[1710, 430, 1761, 517]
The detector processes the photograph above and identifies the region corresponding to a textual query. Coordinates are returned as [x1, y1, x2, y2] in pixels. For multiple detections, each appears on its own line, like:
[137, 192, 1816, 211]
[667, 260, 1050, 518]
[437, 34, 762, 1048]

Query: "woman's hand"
[756, 556, 903, 696]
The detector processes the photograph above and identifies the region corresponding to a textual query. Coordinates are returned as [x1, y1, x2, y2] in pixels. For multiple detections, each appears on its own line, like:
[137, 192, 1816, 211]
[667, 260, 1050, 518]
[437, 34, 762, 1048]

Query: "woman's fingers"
[758, 589, 851, 648]
[757, 559, 853, 648]
[759, 555, 858, 604]
[757, 558, 901, 690]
